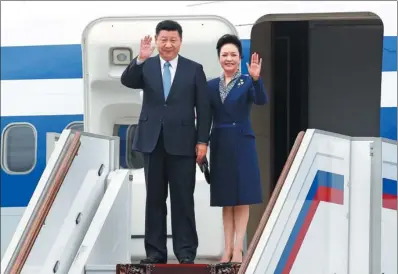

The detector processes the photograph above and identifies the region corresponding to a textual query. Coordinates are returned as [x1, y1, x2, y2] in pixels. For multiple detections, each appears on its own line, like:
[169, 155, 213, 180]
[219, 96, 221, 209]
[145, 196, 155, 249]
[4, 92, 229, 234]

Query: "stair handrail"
[6, 131, 82, 274]
[238, 131, 306, 274]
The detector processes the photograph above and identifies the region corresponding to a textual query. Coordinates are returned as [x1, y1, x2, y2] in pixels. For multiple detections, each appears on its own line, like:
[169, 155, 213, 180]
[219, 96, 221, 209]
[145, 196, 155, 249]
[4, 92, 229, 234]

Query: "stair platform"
[116, 263, 241, 274]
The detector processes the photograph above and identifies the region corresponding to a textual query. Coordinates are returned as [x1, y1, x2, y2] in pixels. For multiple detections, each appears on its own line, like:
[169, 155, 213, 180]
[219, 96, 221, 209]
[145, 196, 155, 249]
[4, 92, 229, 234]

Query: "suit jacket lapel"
[166, 55, 185, 102]
[149, 55, 164, 99]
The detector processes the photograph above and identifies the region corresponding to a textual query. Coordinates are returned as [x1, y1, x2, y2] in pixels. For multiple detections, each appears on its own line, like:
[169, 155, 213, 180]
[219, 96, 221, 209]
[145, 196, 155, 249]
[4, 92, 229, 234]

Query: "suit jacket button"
[164, 104, 167, 107]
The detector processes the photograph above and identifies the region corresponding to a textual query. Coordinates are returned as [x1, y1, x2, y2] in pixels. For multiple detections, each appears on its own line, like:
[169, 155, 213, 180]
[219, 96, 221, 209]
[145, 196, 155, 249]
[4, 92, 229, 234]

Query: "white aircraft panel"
[40, 169, 107, 274]
[381, 139, 397, 274]
[68, 169, 132, 274]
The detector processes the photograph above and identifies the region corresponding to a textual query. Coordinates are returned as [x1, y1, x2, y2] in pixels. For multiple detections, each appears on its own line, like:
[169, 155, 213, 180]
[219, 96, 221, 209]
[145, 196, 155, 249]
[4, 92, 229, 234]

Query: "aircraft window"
[115, 124, 144, 170]
[126, 125, 144, 169]
[1, 123, 37, 174]
[66, 121, 84, 132]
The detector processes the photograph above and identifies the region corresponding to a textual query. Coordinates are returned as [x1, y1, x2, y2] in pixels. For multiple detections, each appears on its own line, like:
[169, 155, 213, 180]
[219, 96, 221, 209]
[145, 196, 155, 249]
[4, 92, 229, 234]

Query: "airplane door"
[81, 15, 239, 261]
[248, 12, 384, 250]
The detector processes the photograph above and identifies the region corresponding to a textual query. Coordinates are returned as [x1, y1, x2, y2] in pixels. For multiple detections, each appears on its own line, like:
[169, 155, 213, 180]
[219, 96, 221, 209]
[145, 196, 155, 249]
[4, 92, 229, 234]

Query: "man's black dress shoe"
[140, 257, 167, 264]
[179, 258, 194, 264]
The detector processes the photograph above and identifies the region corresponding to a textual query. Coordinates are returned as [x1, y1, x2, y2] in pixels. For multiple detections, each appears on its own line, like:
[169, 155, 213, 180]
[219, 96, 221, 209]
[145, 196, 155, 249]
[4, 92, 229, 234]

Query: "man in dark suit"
[120, 20, 211, 264]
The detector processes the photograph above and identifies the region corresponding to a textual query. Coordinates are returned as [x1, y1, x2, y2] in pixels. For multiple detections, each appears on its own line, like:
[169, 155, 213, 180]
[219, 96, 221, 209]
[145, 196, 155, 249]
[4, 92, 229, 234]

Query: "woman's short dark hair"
[216, 34, 242, 58]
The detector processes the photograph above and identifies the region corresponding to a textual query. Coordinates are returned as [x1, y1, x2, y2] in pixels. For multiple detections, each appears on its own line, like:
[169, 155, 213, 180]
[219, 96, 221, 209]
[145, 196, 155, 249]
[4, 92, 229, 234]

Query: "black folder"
[198, 156, 210, 184]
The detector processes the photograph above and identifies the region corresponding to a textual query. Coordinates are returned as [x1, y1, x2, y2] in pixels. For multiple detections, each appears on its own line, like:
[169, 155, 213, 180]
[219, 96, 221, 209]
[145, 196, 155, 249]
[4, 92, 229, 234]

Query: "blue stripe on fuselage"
[0, 115, 83, 207]
[0, 37, 396, 80]
[1, 45, 83, 80]
[381, 107, 397, 141]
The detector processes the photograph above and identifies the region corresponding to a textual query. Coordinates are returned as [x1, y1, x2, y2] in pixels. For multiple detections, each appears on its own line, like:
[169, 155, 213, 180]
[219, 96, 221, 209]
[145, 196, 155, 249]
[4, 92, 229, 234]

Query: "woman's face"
[219, 43, 240, 74]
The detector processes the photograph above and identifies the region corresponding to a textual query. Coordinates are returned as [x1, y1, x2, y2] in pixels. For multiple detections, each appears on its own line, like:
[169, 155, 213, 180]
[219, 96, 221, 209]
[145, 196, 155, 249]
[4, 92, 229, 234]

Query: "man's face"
[155, 30, 182, 61]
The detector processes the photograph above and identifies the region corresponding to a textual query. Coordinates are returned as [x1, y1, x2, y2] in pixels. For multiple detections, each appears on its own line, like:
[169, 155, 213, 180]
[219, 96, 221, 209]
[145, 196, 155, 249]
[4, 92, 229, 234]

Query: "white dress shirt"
[136, 55, 179, 84]
[159, 55, 178, 84]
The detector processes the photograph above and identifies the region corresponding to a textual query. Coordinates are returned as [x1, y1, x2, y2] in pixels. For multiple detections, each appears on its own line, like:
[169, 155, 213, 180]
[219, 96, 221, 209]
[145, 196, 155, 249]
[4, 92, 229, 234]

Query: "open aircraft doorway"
[242, 11, 385, 273]
[81, 14, 240, 263]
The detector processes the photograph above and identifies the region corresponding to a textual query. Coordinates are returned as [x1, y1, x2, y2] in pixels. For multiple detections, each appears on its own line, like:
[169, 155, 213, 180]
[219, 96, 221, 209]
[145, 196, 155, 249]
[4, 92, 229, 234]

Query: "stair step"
[116, 263, 241, 274]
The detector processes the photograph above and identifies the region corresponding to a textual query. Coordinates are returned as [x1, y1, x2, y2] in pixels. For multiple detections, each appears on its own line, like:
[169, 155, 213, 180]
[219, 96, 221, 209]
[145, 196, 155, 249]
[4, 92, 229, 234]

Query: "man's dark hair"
[216, 34, 243, 59]
[155, 20, 183, 38]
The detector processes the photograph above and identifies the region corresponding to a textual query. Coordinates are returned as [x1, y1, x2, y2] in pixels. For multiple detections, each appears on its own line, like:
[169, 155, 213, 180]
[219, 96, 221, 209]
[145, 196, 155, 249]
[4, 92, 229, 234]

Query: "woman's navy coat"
[207, 74, 267, 207]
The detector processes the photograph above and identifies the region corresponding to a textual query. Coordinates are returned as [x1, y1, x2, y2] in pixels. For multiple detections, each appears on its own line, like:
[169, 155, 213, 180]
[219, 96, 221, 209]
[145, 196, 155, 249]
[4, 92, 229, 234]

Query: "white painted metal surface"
[46, 132, 61, 164]
[40, 169, 109, 274]
[348, 139, 375, 274]
[68, 169, 132, 274]
[1, 130, 120, 274]
[0, 207, 25, 261]
[250, 130, 350, 273]
[246, 130, 397, 274]
[23, 133, 119, 272]
[381, 139, 397, 273]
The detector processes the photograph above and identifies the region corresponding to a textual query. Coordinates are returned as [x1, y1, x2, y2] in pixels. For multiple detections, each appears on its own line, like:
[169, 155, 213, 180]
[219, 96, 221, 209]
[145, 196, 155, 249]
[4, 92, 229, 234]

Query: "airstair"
[1, 129, 396, 274]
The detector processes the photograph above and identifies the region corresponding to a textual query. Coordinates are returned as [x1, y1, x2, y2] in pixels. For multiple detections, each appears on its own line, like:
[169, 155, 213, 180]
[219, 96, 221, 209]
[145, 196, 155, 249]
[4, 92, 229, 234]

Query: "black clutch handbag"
[198, 156, 210, 184]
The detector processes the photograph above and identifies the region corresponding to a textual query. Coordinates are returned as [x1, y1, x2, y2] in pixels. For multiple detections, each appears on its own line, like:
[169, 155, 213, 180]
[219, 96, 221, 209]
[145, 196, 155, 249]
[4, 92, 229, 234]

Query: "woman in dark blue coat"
[207, 34, 267, 263]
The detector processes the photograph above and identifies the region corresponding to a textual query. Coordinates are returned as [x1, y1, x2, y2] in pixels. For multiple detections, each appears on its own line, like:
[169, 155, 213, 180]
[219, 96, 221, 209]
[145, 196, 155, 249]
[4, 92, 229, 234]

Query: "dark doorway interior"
[270, 18, 384, 186]
[246, 14, 384, 244]
[272, 21, 309, 186]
